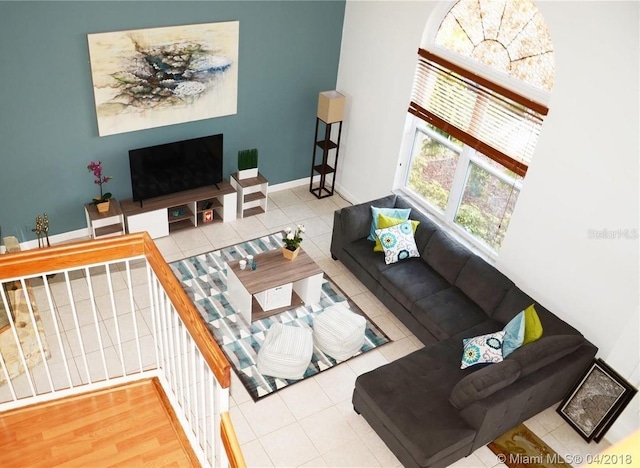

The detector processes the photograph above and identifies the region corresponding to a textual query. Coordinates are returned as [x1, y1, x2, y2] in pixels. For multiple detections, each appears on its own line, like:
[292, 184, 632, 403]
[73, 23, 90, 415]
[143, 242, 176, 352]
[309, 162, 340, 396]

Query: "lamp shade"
[317, 91, 345, 124]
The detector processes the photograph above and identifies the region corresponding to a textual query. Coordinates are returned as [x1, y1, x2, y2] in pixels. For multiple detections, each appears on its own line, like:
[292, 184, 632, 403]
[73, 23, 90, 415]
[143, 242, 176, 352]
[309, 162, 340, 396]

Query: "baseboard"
[2, 228, 90, 252]
[3, 176, 337, 253]
[269, 177, 309, 192]
[334, 183, 358, 205]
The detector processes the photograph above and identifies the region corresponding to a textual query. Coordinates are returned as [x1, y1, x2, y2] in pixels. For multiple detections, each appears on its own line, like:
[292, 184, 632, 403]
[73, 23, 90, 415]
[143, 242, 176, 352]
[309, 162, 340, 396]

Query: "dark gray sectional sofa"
[330, 193, 597, 468]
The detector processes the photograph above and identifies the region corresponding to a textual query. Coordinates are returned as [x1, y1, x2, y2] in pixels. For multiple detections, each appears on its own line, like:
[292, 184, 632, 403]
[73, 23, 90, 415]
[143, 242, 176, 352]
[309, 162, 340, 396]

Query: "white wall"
[335, 1, 438, 202]
[336, 0, 639, 442]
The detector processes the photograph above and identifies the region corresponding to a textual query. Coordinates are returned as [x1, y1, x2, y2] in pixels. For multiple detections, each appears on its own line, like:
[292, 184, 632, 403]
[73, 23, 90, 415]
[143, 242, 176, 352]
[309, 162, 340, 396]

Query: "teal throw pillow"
[367, 206, 411, 241]
[461, 331, 505, 369]
[502, 311, 525, 357]
[375, 221, 420, 265]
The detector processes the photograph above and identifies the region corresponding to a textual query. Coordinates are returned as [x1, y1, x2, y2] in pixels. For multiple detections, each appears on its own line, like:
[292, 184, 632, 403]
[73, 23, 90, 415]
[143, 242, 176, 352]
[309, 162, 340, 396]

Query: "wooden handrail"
[0, 233, 231, 388]
[0, 234, 147, 280]
[221, 411, 247, 468]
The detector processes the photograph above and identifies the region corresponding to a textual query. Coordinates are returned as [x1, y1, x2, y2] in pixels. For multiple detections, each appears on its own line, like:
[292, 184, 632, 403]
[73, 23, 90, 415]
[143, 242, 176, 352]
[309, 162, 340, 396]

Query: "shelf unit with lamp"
[310, 91, 345, 199]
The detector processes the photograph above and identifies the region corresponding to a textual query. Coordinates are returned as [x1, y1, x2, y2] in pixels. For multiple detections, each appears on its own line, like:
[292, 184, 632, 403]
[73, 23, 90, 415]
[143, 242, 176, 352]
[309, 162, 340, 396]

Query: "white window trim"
[394, 114, 522, 263]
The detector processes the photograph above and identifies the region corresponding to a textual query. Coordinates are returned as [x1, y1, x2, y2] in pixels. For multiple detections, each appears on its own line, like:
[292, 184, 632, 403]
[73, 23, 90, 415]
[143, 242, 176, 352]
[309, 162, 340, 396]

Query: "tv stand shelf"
[120, 182, 237, 239]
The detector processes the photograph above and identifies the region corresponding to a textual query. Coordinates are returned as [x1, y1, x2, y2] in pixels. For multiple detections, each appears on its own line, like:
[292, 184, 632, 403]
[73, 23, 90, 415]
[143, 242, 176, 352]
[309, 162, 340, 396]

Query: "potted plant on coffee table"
[87, 161, 113, 213]
[282, 224, 305, 260]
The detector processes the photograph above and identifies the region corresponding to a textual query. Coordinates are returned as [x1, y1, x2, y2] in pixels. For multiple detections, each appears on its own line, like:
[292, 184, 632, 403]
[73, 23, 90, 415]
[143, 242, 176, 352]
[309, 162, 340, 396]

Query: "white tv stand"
[120, 181, 237, 239]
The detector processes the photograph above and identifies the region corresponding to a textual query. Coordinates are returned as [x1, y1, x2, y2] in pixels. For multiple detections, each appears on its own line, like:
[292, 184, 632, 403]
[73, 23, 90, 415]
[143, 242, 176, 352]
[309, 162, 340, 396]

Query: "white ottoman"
[257, 323, 313, 380]
[313, 303, 367, 361]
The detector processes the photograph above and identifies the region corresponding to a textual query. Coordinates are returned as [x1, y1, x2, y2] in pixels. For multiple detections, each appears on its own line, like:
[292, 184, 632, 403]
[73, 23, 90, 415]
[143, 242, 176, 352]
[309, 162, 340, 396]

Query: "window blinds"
[408, 49, 548, 177]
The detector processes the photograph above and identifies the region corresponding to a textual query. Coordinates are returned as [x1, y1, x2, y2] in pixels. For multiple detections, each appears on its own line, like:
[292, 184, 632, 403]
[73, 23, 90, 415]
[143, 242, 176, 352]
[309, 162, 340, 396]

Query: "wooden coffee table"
[226, 248, 324, 323]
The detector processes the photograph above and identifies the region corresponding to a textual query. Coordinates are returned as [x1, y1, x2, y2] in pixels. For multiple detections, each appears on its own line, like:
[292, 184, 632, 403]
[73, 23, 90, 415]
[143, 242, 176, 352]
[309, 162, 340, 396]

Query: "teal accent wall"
[0, 1, 345, 240]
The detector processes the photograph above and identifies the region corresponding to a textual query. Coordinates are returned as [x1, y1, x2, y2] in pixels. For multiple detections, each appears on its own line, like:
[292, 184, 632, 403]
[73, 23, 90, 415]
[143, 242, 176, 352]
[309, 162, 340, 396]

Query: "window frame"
[395, 115, 523, 258]
[394, 0, 554, 258]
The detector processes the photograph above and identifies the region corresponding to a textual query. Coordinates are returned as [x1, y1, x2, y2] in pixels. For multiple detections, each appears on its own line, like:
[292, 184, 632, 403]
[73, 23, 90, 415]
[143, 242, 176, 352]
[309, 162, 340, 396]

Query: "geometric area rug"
[168, 232, 391, 401]
[488, 424, 571, 468]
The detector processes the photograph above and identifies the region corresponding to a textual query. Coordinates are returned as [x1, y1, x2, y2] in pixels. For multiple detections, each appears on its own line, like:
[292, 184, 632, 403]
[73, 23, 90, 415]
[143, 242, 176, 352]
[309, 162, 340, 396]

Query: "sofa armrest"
[449, 360, 521, 409]
[506, 335, 587, 377]
[330, 209, 345, 259]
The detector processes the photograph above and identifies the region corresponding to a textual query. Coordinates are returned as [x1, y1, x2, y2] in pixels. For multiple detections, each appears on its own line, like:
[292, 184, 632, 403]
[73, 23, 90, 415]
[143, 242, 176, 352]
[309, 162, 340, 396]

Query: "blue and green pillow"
[368, 206, 411, 241]
[502, 304, 543, 357]
[373, 213, 420, 252]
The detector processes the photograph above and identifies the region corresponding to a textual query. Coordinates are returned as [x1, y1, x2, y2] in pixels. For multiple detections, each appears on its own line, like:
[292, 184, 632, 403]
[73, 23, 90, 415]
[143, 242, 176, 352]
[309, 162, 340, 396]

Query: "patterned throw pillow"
[373, 213, 420, 252]
[460, 331, 506, 369]
[374, 220, 420, 264]
[367, 206, 411, 241]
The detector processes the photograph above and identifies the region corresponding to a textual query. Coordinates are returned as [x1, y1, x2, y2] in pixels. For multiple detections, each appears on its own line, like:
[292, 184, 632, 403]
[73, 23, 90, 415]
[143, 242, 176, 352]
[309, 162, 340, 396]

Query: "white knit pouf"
[313, 303, 367, 361]
[256, 323, 313, 380]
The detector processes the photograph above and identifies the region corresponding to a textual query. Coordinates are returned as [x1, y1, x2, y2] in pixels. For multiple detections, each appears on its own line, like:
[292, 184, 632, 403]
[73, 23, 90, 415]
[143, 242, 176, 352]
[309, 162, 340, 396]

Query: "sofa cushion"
[494, 287, 581, 336]
[491, 287, 533, 322]
[343, 238, 395, 281]
[424, 231, 472, 284]
[450, 319, 504, 343]
[412, 288, 489, 340]
[394, 197, 440, 251]
[354, 342, 476, 467]
[376, 221, 421, 264]
[342, 194, 397, 246]
[455, 256, 513, 315]
[379, 260, 449, 312]
[450, 360, 522, 409]
[460, 331, 506, 369]
[506, 334, 585, 377]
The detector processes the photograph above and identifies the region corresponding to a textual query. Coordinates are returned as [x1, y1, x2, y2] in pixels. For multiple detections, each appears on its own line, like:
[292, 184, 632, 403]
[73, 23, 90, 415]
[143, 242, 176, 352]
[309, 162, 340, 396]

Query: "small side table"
[84, 198, 125, 239]
[229, 172, 269, 218]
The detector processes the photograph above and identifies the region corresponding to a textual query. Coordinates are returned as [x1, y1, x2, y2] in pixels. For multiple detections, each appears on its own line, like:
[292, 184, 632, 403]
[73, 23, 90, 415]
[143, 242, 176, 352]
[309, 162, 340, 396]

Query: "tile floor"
[148, 184, 610, 467]
[3, 184, 610, 467]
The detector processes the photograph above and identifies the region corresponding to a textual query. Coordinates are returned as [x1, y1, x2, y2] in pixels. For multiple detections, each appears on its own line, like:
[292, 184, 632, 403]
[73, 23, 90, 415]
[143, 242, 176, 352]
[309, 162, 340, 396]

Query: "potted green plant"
[237, 148, 258, 180]
[87, 161, 113, 212]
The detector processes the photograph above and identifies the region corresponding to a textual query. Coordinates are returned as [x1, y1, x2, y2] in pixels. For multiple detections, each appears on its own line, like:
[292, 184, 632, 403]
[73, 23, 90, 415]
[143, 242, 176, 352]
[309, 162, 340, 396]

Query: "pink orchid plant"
[87, 161, 113, 203]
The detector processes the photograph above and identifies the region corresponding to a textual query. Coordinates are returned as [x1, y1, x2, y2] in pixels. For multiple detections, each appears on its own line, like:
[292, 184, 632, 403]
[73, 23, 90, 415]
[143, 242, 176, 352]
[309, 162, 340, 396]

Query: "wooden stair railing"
[0, 233, 246, 467]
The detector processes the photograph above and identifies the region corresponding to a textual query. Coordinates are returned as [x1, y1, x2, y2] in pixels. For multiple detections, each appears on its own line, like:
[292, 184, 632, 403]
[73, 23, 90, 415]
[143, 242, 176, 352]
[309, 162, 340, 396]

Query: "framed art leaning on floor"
[557, 358, 637, 442]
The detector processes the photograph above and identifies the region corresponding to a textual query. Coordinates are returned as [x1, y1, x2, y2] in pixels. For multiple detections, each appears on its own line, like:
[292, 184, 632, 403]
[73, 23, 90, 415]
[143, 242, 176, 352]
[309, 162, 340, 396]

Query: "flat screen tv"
[129, 134, 223, 205]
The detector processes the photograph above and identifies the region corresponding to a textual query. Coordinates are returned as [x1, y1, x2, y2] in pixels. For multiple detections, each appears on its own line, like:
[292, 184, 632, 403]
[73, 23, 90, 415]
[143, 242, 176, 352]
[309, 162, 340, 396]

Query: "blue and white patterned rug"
[169, 233, 391, 401]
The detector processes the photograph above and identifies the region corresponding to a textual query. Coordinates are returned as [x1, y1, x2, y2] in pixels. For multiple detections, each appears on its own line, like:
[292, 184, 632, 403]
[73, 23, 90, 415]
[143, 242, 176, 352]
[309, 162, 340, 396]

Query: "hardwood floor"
[0, 379, 199, 467]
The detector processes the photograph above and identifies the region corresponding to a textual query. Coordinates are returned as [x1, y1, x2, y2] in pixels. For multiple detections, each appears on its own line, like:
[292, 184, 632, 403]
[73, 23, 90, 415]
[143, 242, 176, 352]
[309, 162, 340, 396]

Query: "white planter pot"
[238, 168, 258, 180]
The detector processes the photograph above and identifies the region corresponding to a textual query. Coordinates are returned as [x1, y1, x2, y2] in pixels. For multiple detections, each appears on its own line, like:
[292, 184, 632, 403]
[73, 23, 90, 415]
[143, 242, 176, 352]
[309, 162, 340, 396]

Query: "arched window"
[398, 0, 554, 254]
[435, 0, 554, 92]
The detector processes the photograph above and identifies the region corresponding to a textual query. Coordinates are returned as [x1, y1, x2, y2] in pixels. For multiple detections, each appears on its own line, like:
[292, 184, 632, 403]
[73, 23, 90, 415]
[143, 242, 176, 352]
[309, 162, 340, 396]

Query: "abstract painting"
[87, 21, 239, 136]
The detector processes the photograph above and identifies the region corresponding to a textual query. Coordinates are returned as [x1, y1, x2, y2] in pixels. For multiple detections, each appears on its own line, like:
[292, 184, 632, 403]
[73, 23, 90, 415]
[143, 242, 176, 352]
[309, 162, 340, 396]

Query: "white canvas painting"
[88, 21, 239, 136]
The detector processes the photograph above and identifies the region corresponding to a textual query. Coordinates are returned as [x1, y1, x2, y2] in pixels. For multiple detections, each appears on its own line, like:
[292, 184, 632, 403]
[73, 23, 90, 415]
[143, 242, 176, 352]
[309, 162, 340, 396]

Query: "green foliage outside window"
[407, 132, 515, 250]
